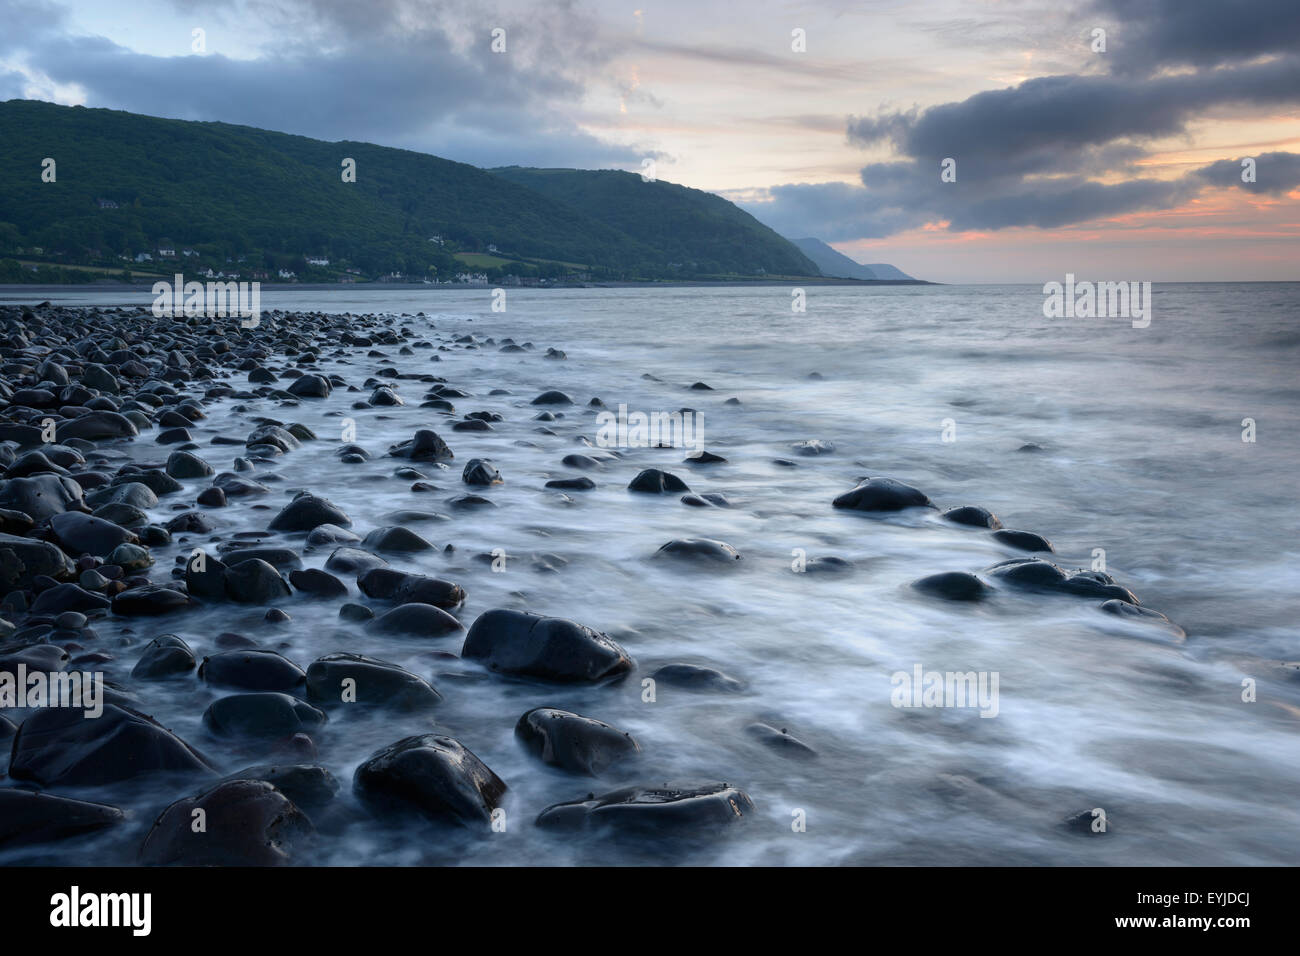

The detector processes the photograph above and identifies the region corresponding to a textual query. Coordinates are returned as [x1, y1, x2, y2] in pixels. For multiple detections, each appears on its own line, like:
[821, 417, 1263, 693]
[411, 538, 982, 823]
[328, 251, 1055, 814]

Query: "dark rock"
[165, 451, 214, 479]
[833, 477, 934, 512]
[110, 584, 192, 616]
[305, 653, 442, 710]
[353, 733, 507, 827]
[652, 662, 745, 692]
[47, 512, 136, 557]
[912, 571, 991, 601]
[0, 789, 126, 849]
[223, 558, 291, 604]
[225, 764, 339, 812]
[462, 458, 502, 486]
[324, 547, 388, 574]
[131, 635, 196, 679]
[531, 390, 573, 405]
[991, 529, 1055, 552]
[362, 526, 434, 553]
[139, 779, 312, 865]
[198, 649, 305, 692]
[744, 723, 817, 759]
[287, 374, 332, 398]
[942, 505, 1003, 529]
[387, 429, 453, 462]
[369, 602, 463, 637]
[268, 493, 351, 532]
[535, 782, 754, 832]
[356, 568, 464, 609]
[462, 608, 633, 683]
[654, 538, 741, 563]
[515, 707, 639, 775]
[8, 704, 215, 787]
[289, 568, 348, 598]
[202, 693, 326, 738]
[0, 474, 85, 521]
[545, 476, 595, 490]
[1100, 600, 1185, 638]
[628, 469, 690, 493]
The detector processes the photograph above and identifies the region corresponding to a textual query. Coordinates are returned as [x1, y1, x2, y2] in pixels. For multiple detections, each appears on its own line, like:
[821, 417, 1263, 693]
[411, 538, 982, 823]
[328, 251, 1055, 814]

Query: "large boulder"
[387, 429, 453, 462]
[7, 704, 216, 787]
[535, 782, 754, 832]
[202, 693, 327, 738]
[515, 707, 639, 775]
[462, 608, 633, 683]
[305, 653, 442, 710]
[832, 477, 934, 512]
[0, 789, 126, 849]
[47, 511, 136, 557]
[0, 532, 76, 586]
[0, 474, 86, 521]
[353, 733, 506, 827]
[198, 649, 305, 692]
[139, 780, 312, 865]
[356, 568, 465, 609]
[268, 493, 351, 532]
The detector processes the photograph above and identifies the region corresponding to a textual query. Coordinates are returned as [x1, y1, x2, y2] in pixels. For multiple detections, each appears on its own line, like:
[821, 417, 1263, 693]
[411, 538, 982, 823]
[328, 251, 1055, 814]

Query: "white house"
[307, 257, 330, 266]
[135, 252, 153, 262]
[278, 269, 296, 279]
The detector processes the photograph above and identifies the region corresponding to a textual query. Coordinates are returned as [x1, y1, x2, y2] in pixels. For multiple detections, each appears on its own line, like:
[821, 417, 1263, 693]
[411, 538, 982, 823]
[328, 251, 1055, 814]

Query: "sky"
[2, 0, 1298, 282]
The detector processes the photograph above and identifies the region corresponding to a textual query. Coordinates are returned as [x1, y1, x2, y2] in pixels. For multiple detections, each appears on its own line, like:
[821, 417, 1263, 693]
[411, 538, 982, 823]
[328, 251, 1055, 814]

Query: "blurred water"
[4, 282, 1299, 866]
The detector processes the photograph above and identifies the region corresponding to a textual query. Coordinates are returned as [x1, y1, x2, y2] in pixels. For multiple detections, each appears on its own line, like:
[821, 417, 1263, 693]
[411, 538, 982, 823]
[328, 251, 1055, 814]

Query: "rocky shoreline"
[0, 302, 1180, 864]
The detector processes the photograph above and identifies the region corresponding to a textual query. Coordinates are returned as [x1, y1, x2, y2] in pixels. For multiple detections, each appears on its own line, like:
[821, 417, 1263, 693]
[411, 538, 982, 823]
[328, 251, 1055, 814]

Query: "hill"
[790, 237, 916, 281]
[491, 166, 820, 278]
[0, 100, 821, 282]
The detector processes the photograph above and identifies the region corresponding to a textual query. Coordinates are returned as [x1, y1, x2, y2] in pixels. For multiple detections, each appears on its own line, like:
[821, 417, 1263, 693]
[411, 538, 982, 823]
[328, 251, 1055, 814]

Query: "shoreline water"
[2, 286, 1298, 866]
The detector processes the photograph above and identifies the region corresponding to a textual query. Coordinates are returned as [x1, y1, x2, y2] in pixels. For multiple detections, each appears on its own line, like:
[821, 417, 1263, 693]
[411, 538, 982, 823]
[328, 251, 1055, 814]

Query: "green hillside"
[490, 166, 821, 277]
[0, 100, 823, 282]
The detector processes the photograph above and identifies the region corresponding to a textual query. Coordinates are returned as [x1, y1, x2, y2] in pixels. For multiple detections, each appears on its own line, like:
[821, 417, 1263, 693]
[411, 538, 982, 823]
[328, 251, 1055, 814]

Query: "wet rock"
[1099, 600, 1185, 639]
[29, 582, 111, 615]
[986, 558, 1138, 604]
[305, 653, 442, 710]
[287, 374, 332, 398]
[531, 390, 573, 406]
[339, 603, 374, 622]
[628, 469, 690, 493]
[199, 648, 306, 692]
[202, 693, 327, 738]
[305, 523, 361, 546]
[219, 546, 301, 570]
[131, 634, 196, 679]
[165, 450, 214, 479]
[515, 707, 639, 775]
[462, 458, 502, 486]
[803, 556, 853, 574]
[0, 789, 126, 849]
[387, 429, 453, 462]
[0, 533, 76, 587]
[363, 526, 434, 553]
[833, 477, 934, 512]
[223, 558, 291, 604]
[139, 779, 313, 865]
[912, 571, 991, 602]
[545, 476, 595, 490]
[535, 782, 754, 832]
[105, 542, 152, 571]
[652, 662, 745, 693]
[225, 764, 340, 812]
[942, 505, 1003, 529]
[196, 487, 227, 507]
[353, 733, 507, 827]
[56, 410, 138, 442]
[744, 722, 817, 758]
[0, 474, 85, 521]
[48, 511, 136, 557]
[268, 493, 351, 532]
[289, 568, 348, 598]
[369, 602, 463, 637]
[684, 450, 727, 464]
[991, 529, 1055, 552]
[356, 567, 464, 609]
[462, 608, 633, 683]
[110, 584, 193, 616]
[324, 547, 388, 574]
[8, 704, 215, 787]
[654, 538, 742, 563]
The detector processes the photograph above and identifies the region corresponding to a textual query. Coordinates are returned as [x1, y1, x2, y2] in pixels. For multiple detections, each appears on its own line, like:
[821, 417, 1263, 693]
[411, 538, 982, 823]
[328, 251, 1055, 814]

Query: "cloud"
[1092, 0, 1300, 73]
[0, 0, 647, 168]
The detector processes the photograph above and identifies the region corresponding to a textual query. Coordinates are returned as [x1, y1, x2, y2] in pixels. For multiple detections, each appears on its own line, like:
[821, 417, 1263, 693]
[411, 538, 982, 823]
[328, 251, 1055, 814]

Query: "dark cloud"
[1193, 151, 1300, 195]
[0, 0, 644, 168]
[1093, 0, 1300, 73]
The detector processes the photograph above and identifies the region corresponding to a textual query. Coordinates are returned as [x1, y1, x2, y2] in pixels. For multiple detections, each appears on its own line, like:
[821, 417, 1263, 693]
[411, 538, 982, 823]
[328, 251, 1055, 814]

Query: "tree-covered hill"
[0, 100, 822, 281]
[491, 166, 820, 277]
